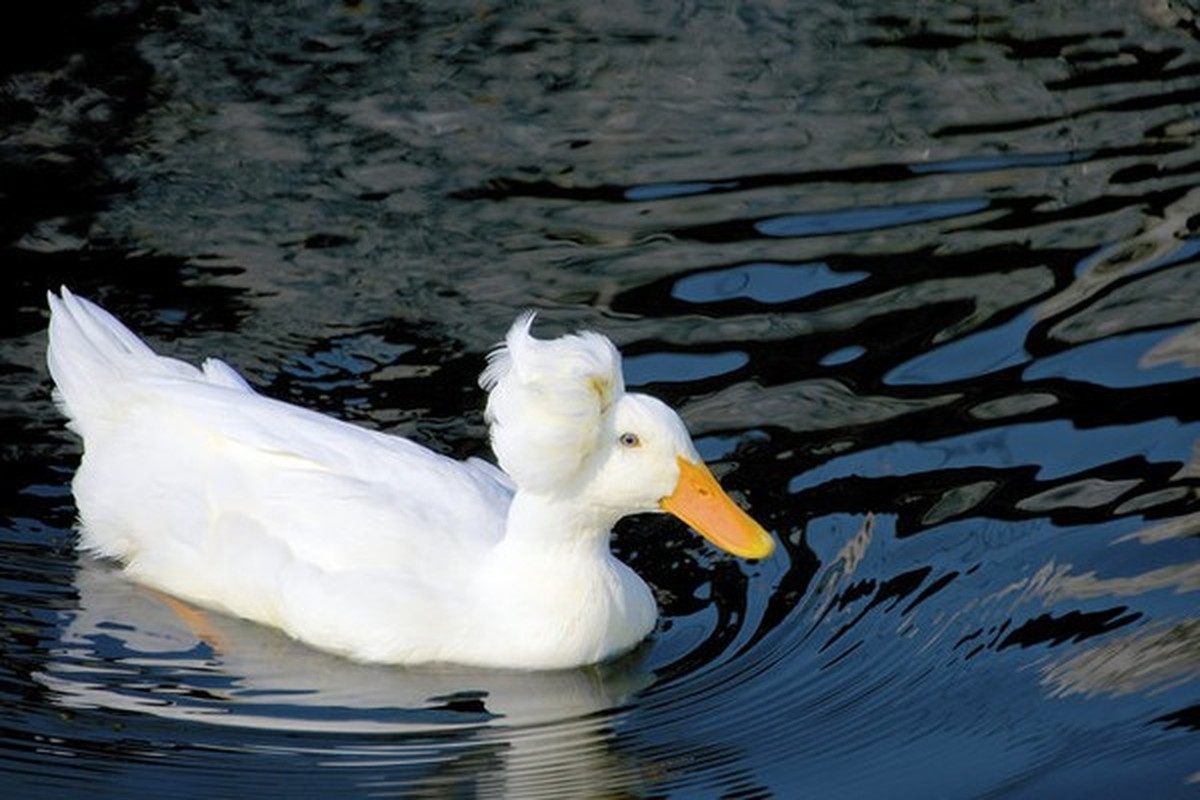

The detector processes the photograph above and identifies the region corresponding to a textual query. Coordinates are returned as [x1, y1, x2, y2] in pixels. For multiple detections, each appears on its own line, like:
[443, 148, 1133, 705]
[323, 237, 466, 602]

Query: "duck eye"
[618, 432, 641, 448]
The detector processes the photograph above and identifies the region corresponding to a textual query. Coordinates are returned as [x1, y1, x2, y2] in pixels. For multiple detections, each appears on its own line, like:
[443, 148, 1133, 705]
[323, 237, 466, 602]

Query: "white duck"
[46, 288, 774, 670]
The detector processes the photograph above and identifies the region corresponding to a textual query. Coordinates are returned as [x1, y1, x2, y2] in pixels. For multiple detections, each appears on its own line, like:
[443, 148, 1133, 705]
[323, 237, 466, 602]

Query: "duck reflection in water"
[43, 556, 664, 793]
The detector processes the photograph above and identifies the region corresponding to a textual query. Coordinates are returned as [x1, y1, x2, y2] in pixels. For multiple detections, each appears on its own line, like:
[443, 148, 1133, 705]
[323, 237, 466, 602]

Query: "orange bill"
[660, 456, 775, 559]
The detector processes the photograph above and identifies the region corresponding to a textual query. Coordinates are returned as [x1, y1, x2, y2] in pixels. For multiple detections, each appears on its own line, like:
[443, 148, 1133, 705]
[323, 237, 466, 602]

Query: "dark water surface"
[3, 1, 1199, 797]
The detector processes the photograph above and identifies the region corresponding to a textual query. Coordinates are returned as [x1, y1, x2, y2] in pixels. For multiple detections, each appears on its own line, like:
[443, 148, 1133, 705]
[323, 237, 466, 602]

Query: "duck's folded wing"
[73, 365, 513, 575]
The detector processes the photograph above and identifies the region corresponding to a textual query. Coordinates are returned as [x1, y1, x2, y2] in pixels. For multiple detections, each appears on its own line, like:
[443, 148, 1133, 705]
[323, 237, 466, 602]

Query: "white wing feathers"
[47, 288, 512, 584]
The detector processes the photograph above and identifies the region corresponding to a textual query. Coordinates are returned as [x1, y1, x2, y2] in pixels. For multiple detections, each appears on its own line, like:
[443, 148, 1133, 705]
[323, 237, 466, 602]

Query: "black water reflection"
[3, 1, 1200, 797]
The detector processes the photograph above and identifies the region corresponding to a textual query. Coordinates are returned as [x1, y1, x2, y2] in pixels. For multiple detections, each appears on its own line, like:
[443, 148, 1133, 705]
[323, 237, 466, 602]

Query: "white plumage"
[47, 288, 773, 670]
[481, 311, 624, 493]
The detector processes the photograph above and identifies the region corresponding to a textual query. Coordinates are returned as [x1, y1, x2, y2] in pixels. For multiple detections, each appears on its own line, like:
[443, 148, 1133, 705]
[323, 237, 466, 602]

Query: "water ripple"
[4, 0, 1200, 796]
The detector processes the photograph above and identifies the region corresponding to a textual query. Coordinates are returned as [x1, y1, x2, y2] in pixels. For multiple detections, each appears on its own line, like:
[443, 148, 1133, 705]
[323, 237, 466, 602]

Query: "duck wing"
[48, 289, 512, 590]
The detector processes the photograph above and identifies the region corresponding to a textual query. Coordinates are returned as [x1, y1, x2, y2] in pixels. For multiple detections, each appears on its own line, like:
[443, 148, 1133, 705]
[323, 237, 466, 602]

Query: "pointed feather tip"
[47, 286, 91, 328]
[48, 284, 76, 304]
[479, 310, 536, 392]
[47, 286, 66, 317]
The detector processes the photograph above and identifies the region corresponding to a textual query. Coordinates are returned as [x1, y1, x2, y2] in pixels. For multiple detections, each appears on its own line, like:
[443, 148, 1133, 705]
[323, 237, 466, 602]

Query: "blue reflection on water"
[908, 150, 1090, 175]
[673, 262, 867, 303]
[887, 312, 1033, 385]
[624, 351, 749, 386]
[1025, 326, 1198, 388]
[625, 181, 739, 200]
[820, 346, 867, 366]
[789, 418, 1200, 494]
[755, 198, 989, 237]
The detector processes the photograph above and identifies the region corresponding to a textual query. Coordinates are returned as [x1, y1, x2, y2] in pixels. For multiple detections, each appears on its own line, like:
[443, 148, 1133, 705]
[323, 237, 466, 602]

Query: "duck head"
[480, 314, 774, 560]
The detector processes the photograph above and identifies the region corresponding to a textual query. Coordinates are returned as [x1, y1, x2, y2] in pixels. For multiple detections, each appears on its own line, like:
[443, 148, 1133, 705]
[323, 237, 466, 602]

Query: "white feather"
[481, 313, 624, 493]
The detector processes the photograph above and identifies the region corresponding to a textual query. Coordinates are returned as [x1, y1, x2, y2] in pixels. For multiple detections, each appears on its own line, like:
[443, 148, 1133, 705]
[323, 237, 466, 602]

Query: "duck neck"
[498, 489, 619, 560]
[476, 486, 658, 669]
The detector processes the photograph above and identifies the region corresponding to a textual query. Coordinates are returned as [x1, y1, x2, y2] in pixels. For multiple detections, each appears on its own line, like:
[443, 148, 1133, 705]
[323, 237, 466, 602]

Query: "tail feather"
[46, 287, 200, 437]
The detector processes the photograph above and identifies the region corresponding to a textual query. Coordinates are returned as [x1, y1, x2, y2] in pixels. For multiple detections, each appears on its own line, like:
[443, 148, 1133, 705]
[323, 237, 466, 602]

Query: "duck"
[46, 288, 774, 670]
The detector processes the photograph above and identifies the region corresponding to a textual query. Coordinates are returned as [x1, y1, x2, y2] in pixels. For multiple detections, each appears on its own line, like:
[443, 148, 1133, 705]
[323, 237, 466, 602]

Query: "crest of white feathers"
[480, 313, 624, 493]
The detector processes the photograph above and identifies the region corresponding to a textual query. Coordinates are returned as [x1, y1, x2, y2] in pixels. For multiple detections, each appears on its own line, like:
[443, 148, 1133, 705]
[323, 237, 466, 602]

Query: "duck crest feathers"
[480, 313, 624, 492]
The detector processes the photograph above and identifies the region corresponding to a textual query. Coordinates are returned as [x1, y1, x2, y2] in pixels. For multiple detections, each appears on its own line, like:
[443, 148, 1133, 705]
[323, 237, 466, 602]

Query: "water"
[3, 1, 1199, 796]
